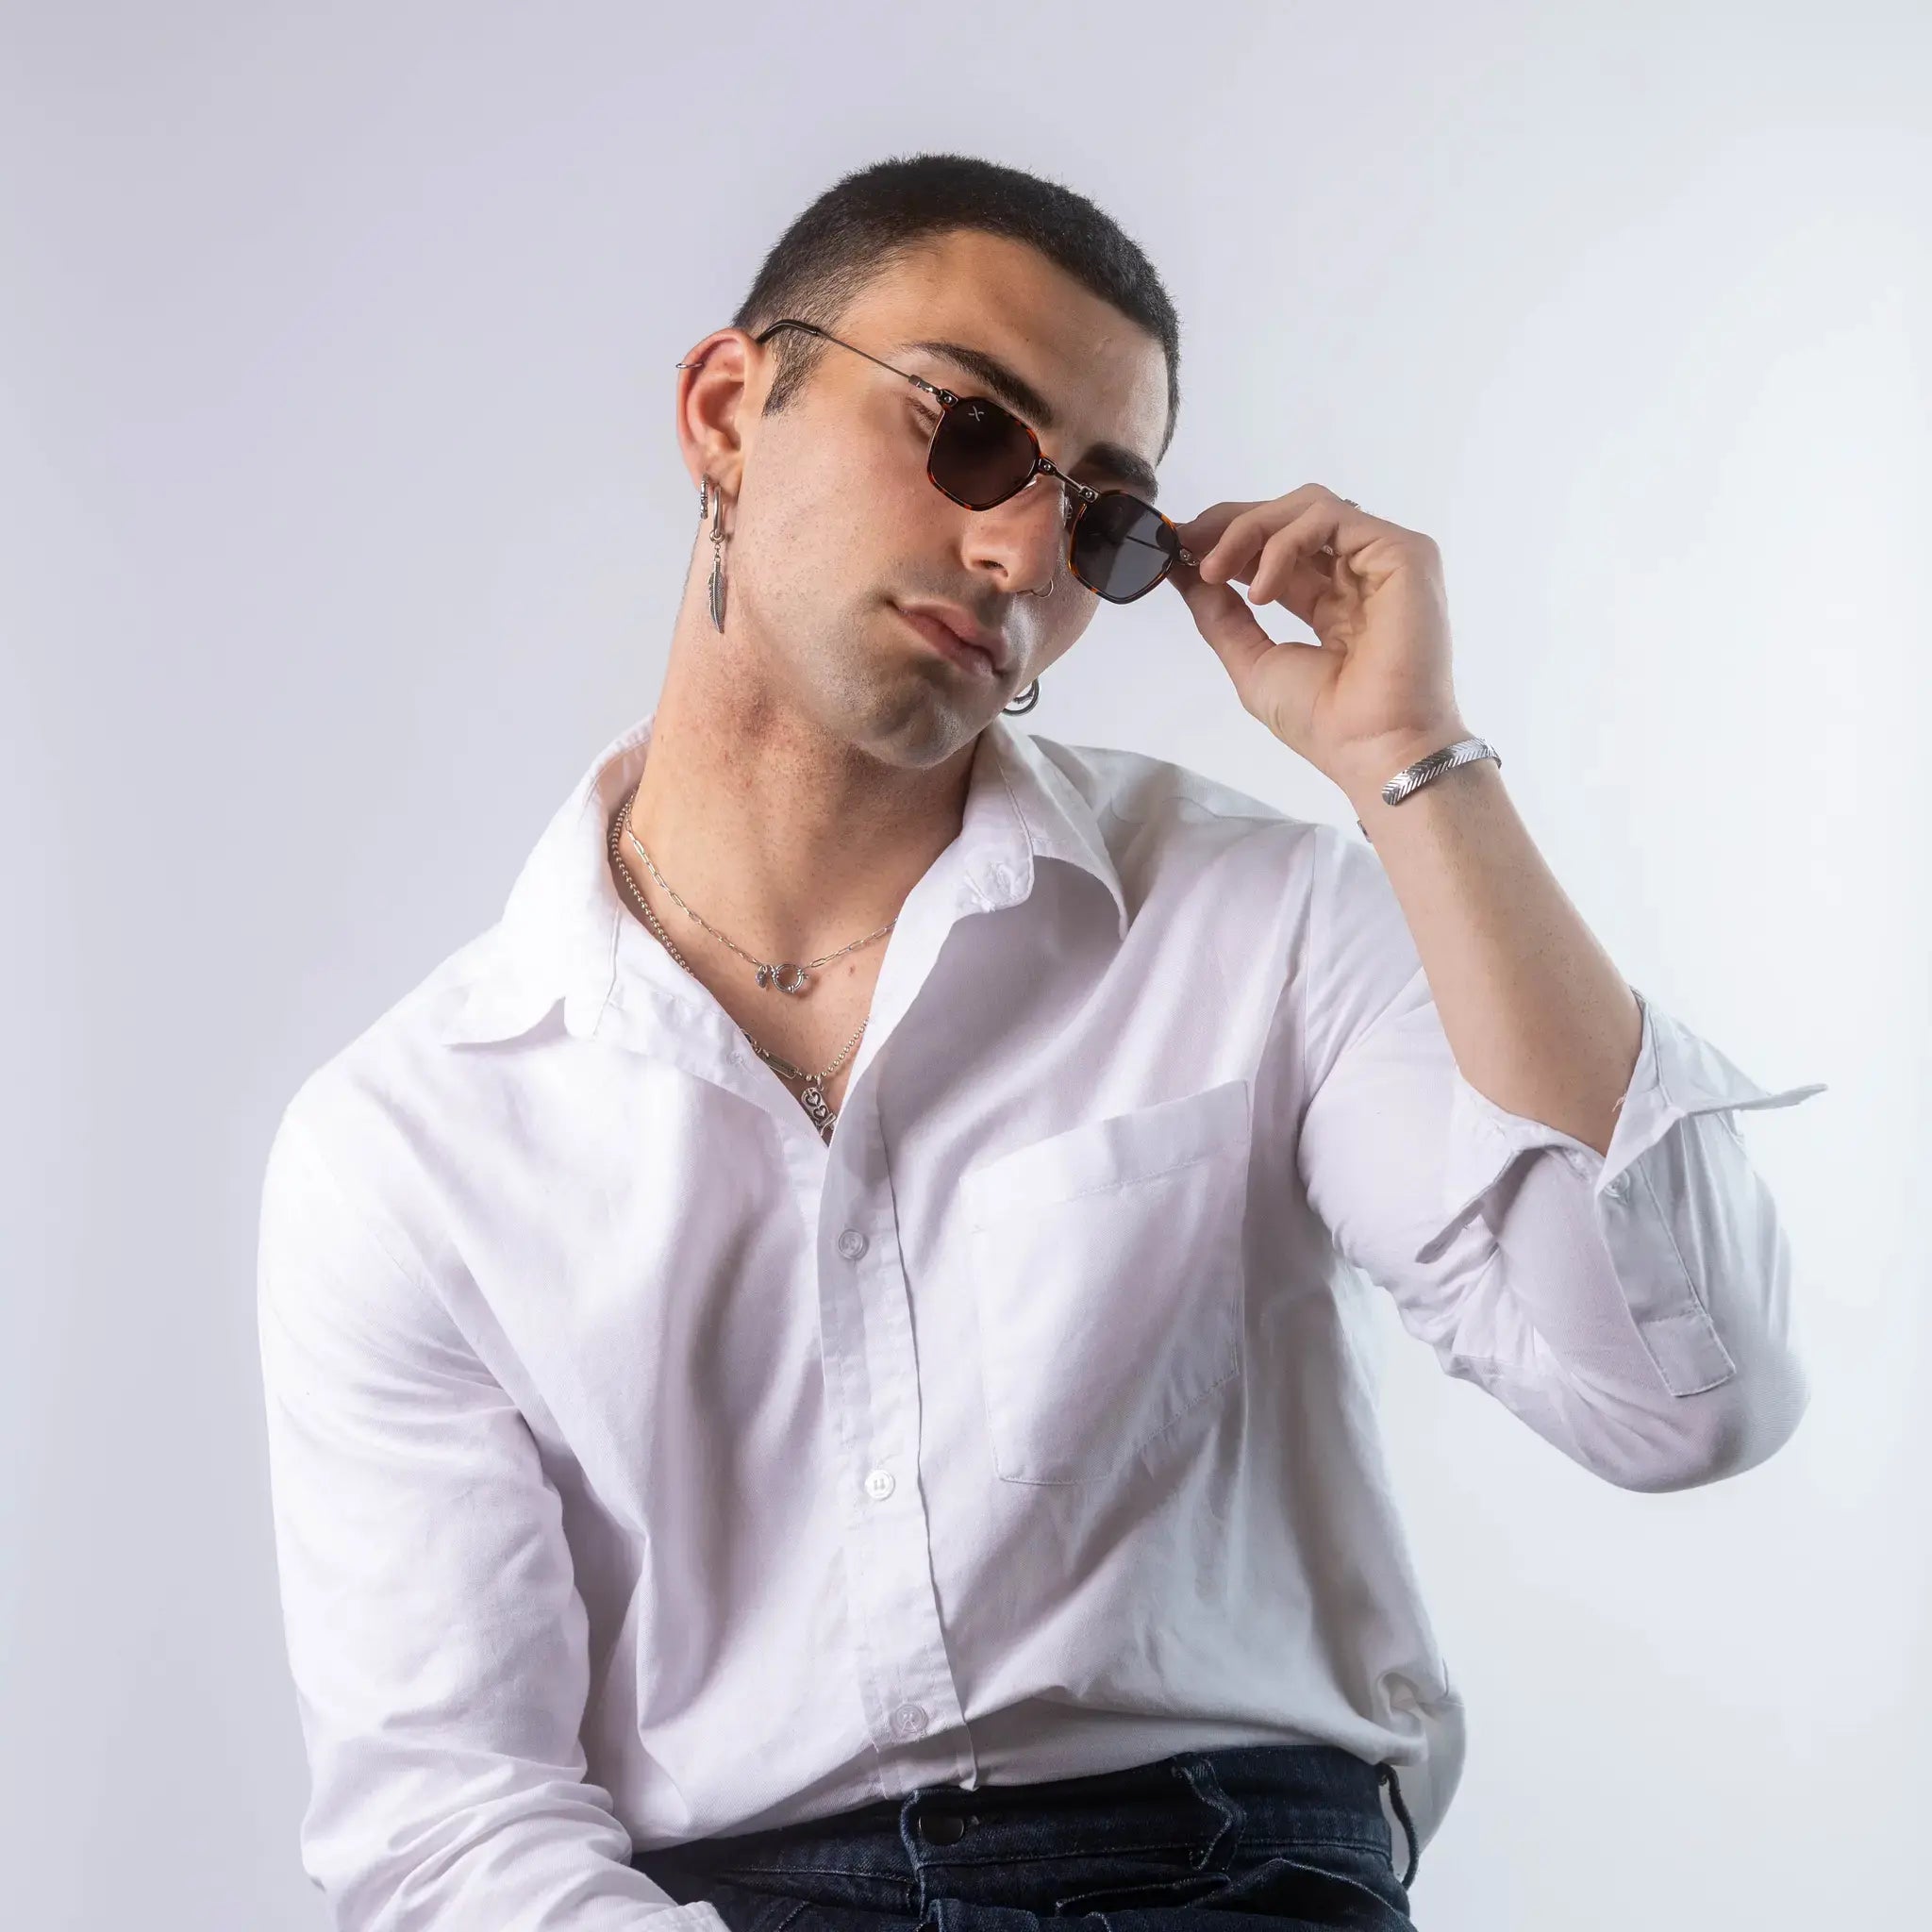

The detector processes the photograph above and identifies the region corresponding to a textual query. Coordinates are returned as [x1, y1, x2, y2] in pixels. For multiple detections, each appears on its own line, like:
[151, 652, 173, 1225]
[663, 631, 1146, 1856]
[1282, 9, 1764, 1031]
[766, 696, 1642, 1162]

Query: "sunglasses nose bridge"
[1004, 458, 1087, 541]
[944, 470, 1075, 603]
[932, 402, 1181, 597]
[977, 441, 1055, 511]
[1004, 472, 1081, 547]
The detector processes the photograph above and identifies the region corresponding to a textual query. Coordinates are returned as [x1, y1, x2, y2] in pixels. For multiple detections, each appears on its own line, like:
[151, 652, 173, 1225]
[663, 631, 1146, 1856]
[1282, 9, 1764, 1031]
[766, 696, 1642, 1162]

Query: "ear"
[675, 329, 758, 501]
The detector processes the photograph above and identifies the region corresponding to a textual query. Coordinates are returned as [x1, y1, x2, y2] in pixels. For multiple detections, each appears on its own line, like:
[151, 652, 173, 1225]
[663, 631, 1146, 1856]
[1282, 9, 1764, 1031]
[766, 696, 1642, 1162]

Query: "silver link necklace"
[605, 779, 889, 1142]
[623, 786, 898, 994]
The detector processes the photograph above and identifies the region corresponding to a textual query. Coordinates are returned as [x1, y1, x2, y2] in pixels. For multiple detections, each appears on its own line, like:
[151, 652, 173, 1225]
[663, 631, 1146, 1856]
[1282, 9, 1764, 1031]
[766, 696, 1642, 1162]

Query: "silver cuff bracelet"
[1356, 736, 1501, 841]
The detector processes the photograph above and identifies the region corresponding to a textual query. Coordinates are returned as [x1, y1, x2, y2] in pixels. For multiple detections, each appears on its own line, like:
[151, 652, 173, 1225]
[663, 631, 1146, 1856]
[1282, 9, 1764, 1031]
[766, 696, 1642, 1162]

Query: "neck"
[625, 634, 983, 961]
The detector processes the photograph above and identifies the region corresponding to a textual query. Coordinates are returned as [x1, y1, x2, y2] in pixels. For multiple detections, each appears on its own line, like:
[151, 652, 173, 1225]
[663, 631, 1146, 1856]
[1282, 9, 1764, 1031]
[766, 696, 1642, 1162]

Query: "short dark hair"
[729, 152, 1183, 459]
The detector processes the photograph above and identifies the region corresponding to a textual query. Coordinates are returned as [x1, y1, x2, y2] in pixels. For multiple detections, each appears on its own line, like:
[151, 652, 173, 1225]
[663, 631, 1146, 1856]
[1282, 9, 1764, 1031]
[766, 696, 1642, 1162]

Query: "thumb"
[1169, 561, 1328, 722]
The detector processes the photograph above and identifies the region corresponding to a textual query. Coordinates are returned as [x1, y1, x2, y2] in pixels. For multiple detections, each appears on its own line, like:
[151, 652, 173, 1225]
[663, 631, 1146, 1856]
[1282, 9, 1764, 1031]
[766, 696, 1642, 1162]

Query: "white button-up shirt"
[257, 707, 1826, 1931]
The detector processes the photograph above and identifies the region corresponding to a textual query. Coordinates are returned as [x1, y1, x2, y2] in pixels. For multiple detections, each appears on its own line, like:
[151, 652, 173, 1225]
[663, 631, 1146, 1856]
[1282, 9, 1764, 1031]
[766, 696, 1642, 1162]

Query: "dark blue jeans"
[631, 1744, 1420, 1932]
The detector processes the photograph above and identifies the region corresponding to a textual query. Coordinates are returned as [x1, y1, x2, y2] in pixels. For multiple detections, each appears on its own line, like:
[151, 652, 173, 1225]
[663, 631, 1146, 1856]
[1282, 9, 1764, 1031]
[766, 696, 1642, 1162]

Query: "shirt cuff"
[1414, 985, 1827, 1267]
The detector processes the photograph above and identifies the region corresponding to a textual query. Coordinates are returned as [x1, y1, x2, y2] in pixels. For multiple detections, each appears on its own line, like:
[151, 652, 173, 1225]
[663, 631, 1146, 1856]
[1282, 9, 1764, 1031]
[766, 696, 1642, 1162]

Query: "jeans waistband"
[640, 1742, 1420, 1895]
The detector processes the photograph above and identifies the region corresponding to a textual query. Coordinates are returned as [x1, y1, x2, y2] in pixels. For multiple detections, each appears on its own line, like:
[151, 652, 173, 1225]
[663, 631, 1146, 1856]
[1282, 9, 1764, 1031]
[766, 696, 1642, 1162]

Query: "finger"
[1170, 557, 1277, 673]
[1170, 558, 1329, 720]
[1190, 484, 1337, 586]
[1166, 564, 1337, 730]
[1174, 500, 1268, 578]
[1192, 503, 1285, 587]
[1246, 505, 1347, 618]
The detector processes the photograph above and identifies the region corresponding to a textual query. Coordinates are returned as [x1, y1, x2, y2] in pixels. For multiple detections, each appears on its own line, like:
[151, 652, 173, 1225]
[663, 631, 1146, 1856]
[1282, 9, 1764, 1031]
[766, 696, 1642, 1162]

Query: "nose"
[958, 472, 1069, 598]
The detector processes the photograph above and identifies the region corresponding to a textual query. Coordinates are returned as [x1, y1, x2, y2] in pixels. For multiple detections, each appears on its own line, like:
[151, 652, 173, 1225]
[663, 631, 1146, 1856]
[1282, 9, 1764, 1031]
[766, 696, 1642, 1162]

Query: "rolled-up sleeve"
[255, 1105, 728, 1932]
[1296, 823, 1827, 1493]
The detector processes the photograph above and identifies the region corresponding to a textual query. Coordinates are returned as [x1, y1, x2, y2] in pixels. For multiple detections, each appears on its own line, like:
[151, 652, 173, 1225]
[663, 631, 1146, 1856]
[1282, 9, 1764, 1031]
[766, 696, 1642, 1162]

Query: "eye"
[909, 399, 943, 436]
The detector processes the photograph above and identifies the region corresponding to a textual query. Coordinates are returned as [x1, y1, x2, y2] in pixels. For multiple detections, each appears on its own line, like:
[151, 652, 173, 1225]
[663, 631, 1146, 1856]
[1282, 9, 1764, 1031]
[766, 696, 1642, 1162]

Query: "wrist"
[1329, 721, 1475, 812]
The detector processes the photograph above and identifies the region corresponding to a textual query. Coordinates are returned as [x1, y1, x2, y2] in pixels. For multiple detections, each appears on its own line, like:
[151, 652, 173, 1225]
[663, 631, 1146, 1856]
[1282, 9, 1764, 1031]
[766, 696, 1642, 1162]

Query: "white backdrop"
[4, 4, 1926, 1927]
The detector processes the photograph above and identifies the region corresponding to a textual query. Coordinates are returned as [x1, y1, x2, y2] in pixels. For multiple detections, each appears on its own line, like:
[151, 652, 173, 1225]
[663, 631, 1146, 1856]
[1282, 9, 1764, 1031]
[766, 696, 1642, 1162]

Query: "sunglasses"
[679, 319, 1194, 604]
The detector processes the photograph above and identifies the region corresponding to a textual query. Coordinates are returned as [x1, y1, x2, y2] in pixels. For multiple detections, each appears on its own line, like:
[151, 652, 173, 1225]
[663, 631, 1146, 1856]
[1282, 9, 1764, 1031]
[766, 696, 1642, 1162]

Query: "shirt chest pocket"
[957, 1077, 1253, 1486]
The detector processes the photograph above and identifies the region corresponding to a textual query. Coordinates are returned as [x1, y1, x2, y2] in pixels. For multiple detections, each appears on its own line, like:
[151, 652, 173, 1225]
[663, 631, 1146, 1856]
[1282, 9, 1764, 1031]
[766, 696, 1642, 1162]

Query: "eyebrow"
[894, 337, 1161, 503]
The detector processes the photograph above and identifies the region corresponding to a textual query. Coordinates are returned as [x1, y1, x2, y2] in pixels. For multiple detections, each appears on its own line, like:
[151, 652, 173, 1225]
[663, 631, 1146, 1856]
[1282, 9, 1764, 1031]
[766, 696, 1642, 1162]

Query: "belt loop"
[1172, 1754, 1243, 1872]
[1375, 1762, 1419, 1890]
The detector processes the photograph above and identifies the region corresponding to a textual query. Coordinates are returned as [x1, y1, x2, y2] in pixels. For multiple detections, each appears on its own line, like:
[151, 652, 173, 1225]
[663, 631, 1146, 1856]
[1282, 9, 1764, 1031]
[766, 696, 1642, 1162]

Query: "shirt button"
[989, 861, 1013, 893]
[890, 1701, 928, 1739]
[1603, 1173, 1631, 1203]
[837, 1228, 869, 1260]
[864, 1468, 895, 1501]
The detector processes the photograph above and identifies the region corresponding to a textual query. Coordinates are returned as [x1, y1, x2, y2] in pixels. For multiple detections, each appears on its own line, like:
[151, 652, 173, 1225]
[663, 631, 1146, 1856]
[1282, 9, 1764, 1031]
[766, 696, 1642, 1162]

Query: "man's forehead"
[885, 331, 1163, 502]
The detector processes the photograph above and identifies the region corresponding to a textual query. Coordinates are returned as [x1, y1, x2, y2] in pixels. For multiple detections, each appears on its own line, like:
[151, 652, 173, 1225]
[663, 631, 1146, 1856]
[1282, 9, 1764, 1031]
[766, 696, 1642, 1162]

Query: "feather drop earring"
[699, 475, 726, 632]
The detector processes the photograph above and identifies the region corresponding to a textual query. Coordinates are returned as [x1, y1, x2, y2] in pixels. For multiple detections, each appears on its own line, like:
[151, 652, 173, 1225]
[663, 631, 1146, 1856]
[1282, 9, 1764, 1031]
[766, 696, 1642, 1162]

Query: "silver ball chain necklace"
[605, 778, 892, 1142]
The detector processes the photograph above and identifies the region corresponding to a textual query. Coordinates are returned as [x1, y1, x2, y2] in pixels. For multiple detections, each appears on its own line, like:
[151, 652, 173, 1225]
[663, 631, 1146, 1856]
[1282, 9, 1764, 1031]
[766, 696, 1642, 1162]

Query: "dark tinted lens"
[928, 397, 1038, 508]
[1071, 491, 1179, 602]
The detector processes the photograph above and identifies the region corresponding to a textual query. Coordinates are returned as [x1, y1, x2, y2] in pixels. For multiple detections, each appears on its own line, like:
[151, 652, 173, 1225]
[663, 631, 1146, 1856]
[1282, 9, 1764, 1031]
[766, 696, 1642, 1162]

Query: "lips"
[897, 606, 1001, 675]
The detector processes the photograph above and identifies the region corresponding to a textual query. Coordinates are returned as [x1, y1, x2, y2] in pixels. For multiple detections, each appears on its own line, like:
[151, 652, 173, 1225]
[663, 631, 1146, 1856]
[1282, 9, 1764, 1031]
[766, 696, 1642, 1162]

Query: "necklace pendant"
[800, 1080, 834, 1130]
[758, 962, 810, 994]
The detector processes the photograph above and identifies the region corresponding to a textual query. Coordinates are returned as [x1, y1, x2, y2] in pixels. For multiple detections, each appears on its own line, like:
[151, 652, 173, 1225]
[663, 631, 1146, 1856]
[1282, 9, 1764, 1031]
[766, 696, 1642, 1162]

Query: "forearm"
[1336, 736, 1642, 1156]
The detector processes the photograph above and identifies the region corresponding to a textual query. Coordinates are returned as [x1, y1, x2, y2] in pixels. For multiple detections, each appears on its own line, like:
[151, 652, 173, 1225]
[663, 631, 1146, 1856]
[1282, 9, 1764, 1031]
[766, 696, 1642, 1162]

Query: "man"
[256, 154, 1825, 1932]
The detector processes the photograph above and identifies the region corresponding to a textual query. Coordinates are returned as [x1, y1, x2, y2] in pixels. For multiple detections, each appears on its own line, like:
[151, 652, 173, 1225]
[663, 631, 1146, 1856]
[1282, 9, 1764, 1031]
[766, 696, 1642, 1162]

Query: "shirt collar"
[432, 707, 1130, 1047]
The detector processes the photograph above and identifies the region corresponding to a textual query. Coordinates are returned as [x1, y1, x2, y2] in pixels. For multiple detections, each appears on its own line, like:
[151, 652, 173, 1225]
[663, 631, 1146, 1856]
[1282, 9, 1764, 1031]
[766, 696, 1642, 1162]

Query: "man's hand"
[1168, 484, 1471, 797]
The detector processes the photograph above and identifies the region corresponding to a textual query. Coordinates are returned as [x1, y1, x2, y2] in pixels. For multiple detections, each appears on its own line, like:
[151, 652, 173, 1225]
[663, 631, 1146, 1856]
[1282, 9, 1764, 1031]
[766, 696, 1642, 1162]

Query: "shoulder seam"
[272, 1104, 447, 1311]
